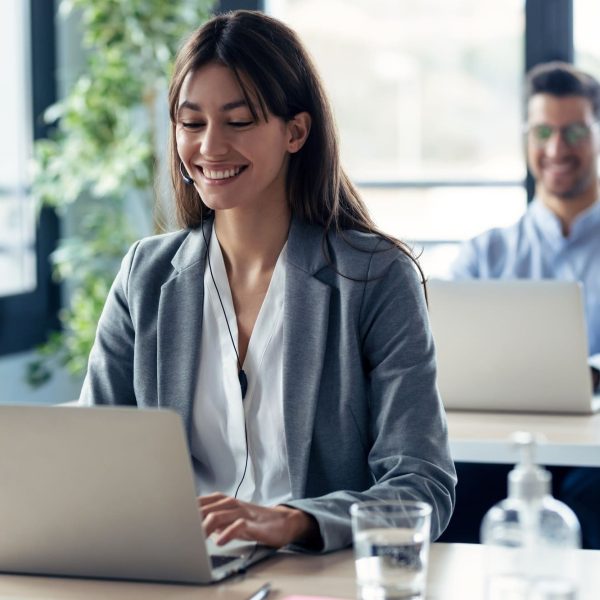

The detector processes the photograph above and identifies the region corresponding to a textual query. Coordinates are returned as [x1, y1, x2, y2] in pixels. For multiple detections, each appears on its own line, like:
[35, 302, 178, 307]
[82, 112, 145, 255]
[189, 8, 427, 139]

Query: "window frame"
[0, 0, 59, 356]
[218, 0, 263, 12]
[525, 0, 573, 201]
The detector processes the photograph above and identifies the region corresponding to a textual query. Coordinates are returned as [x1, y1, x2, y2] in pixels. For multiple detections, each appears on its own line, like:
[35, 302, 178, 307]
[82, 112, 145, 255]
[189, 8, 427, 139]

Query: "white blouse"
[190, 227, 292, 506]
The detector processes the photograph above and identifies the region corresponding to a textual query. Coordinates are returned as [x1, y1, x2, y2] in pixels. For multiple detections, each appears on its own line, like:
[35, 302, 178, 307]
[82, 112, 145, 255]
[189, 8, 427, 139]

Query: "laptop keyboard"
[211, 554, 239, 569]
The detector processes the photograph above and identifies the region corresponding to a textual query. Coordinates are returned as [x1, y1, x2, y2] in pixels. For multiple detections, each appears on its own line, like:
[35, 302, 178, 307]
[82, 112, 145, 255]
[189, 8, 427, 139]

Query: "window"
[266, 0, 528, 276]
[574, 1, 600, 79]
[2, 0, 580, 356]
[0, 0, 59, 356]
[0, 1, 36, 297]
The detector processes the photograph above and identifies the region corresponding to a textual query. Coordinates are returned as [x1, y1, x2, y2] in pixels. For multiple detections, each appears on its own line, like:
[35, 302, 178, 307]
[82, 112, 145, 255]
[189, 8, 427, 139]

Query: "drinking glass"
[351, 500, 432, 600]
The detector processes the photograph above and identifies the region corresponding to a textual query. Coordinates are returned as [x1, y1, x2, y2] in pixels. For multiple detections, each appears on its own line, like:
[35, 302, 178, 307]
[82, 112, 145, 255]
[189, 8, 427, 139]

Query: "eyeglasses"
[525, 121, 599, 148]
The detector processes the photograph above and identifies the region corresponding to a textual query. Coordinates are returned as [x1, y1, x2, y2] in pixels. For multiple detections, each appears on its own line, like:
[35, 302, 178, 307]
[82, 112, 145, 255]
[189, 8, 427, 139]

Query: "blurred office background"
[1, 0, 599, 404]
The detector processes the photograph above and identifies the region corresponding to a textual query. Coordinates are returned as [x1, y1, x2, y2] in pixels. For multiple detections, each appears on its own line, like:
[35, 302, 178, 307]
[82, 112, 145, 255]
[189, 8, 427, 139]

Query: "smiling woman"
[80, 10, 456, 553]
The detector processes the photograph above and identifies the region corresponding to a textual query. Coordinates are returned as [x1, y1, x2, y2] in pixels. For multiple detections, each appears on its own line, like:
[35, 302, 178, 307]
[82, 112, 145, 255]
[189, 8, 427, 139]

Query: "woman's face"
[176, 62, 304, 213]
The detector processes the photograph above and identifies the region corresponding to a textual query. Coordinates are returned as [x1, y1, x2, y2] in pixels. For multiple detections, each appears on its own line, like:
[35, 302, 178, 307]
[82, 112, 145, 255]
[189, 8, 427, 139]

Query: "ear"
[286, 112, 312, 154]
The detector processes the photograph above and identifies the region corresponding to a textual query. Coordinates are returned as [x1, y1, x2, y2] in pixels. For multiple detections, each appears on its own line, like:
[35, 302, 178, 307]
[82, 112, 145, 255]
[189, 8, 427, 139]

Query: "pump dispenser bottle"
[480, 432, 581, 599]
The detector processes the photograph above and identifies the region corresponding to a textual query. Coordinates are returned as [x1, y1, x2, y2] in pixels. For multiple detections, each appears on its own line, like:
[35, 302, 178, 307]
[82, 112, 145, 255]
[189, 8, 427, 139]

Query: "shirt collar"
[531, 197, 600, 243]
[570, 198, 600, 237]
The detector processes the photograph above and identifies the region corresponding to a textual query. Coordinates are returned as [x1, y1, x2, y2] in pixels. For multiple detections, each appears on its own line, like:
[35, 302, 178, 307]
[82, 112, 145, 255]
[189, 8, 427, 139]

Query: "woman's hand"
[198, 493, 319, 548]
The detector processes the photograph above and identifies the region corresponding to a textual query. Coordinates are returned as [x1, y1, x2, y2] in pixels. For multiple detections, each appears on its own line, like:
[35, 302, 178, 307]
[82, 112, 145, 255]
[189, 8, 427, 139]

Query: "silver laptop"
[427, 280, 600, 414]
[0, 404, 274, 583]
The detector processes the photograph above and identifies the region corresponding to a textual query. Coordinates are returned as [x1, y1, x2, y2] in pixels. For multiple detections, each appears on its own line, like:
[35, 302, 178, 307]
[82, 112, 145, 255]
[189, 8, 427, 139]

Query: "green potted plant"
[27, 0, 214, 387]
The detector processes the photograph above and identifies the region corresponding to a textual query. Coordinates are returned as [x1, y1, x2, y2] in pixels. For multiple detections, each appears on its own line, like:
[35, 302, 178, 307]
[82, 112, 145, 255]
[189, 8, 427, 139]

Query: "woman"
[80, 10, 456, 552]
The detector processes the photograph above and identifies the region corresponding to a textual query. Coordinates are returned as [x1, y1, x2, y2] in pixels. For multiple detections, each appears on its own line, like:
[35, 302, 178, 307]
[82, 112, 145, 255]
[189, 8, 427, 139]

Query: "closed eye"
[229, 121, 254, 128]
[181, 122, 205, 130]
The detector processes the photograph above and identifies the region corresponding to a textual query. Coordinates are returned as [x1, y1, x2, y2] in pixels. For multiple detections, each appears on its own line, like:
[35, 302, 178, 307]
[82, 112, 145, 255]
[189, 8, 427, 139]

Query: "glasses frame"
[523, 120, 600, 148]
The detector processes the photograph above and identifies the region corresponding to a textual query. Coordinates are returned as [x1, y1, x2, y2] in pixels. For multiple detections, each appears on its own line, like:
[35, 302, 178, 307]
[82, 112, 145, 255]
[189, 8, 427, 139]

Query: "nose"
[199, 123, 228, 158]
[544, 130, 569, 157]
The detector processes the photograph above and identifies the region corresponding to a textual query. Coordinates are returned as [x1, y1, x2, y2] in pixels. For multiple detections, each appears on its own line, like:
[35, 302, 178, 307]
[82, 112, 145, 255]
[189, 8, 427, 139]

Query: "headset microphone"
[180, 161, 195, 185]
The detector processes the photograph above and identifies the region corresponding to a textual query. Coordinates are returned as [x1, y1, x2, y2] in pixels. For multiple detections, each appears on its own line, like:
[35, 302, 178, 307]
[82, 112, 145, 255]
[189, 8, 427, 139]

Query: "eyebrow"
[177, 99, 249, 114]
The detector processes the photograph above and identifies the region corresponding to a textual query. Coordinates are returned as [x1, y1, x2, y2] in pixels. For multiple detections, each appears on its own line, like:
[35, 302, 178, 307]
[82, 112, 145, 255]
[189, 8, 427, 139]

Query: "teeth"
[546, 164, 572, 174]
[203, 167, 241, 180]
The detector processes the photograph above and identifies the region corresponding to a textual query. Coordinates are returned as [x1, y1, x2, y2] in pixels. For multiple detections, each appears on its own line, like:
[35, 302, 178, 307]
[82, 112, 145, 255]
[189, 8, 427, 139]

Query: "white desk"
[447, 410, 600, 466]
[0, 544, 598, 599]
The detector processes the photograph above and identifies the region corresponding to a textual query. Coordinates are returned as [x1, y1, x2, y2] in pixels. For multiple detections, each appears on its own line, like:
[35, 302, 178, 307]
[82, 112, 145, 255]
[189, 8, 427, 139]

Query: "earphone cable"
[201, 220, 250, 499]
[201, 224, 244, 375]
[233, 420, 250, 500]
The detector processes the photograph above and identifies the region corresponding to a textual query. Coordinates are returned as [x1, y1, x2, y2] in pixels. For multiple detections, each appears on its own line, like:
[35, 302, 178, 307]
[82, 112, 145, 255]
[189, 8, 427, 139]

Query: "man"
[445, 62, 600, 548]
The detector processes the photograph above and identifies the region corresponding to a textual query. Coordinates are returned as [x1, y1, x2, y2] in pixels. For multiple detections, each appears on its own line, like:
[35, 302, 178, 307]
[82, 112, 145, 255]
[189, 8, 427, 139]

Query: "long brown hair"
[168, 10, 424, 284]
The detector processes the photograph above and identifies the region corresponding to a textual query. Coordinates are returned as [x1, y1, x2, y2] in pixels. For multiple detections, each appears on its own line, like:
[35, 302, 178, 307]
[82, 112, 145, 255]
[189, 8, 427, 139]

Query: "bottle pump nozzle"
[508, 431, 551, 501]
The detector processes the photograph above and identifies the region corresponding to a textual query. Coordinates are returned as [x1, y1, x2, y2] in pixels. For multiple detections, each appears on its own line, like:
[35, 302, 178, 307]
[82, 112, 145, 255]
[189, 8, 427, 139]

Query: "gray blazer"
[80, 216, 456, 552]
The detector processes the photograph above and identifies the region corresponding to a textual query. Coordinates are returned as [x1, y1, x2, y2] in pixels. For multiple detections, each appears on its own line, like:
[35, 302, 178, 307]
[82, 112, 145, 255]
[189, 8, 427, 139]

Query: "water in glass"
[354, 527, 427, 600]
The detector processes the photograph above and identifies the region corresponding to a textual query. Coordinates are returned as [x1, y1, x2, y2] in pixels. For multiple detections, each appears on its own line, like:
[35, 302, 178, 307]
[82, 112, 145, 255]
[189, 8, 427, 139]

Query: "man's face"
[526, 94, 599, 201]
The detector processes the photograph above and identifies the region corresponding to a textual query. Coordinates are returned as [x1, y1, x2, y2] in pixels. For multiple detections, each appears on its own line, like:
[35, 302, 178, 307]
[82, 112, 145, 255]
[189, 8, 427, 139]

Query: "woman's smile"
[197, 164, 249, 184]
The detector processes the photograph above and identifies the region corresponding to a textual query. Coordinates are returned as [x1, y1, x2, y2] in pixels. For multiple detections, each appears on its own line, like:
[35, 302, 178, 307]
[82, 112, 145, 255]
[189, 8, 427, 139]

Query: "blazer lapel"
[157, 221, 211, 439]
[283, 219, 331, 497]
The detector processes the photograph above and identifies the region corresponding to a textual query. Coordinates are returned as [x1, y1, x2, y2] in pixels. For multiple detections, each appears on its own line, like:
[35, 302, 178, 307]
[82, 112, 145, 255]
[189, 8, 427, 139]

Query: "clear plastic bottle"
[480, 432, 581, 600]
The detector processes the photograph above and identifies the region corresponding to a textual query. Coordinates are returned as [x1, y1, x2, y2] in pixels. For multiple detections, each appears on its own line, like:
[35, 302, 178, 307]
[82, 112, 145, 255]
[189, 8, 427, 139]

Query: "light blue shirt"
[450, 198, 600, 359]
